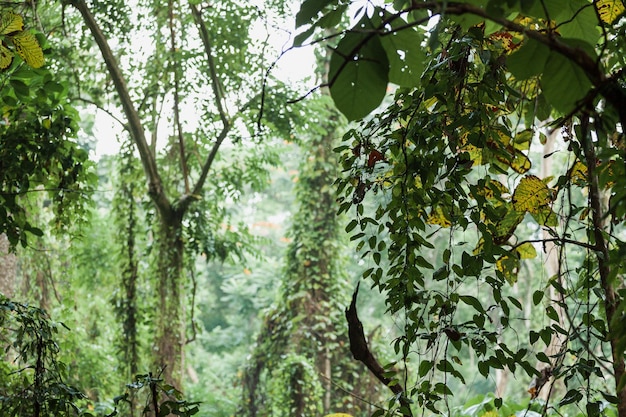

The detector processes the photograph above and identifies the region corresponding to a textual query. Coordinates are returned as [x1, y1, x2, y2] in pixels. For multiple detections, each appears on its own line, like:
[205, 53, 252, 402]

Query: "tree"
[241, 93, 361, 416]
[0, 7, 92, 248]
[59, 0, 296, 390]
[299, 0, 626, 415]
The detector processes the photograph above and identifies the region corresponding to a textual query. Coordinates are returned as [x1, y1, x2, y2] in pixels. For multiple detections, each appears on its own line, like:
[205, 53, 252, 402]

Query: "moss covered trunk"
[154, 210, 185, 390]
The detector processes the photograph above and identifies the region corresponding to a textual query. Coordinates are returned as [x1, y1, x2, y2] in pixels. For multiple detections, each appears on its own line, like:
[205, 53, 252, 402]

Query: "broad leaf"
[296, 0, 335, 28]
[493, 208, 524, 244]
[531, 206, 558, 227]
[496, 253, 520, 284]
[427, 206, 453, 227]
[0, 11, 23, 35]
[317, 3, 349, 29]
[516, 242, 537, 259]
[507, 38, 549, 80]
[596, 0, 625, 24]
[0, 43, 13, 69]
[512, 175, 551, 213]
[541, 46, 592, 114]
[12, 31, 44, 68]
[378, 12, 425, 88]
[557, 0, 600, 44]
[329, 17, 389, 121]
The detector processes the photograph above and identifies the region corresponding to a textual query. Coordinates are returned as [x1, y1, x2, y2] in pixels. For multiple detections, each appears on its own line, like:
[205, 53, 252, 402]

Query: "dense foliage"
[297, 0, 626, 416]
[3, 0, 626, 417]
[0, 8, 93, 247]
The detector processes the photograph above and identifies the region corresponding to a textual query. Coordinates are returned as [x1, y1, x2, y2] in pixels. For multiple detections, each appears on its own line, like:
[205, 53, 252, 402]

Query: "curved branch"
[73, 96, 129, 130]
[168, 0, 190, 194]
[69, 0, 171, 214]
[183, 3, 232, 211]
[346, 284, 413, 417]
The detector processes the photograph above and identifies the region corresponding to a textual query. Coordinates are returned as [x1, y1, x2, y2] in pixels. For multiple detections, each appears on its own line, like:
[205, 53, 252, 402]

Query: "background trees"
[58, 0, 298, 390]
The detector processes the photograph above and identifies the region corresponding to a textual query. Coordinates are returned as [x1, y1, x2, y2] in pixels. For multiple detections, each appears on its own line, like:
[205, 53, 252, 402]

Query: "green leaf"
[478, 360, 489, 377]
[557, 0, 600, 44]
[293, 26, 317, 47]
[531, 206, 558, 227]
[418, 359, 433, 377]
[515, 242, 537, 259]
[317, 3, 349, 29]
[449, 0, 488, 30]
[460, 295, 485, 313]
[10, 79, 29, 99]
[541, 47, 592, 114]
[507, 38, 549, 80]
[546, 305, 559, 321]
[329, 17, 389, 121]
[378, 11, 425, 88]
[295, 0, 335, 28]
[533, 290, 544, 305]
[559, 389, 583, 406]
[536, 351, 551, 363]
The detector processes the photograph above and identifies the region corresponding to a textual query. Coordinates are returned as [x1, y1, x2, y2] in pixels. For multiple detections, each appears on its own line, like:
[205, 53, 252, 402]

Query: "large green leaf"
[541, 46, 592, 113]
[557, 0, 600, 45]
[449, 0, 488, 30]
[378, 12, 425, 88]
[329, 17, 389, 121]
[507, 38, 549, 80]
[525, 0, 569, 20]
[295, 0, 336, 28]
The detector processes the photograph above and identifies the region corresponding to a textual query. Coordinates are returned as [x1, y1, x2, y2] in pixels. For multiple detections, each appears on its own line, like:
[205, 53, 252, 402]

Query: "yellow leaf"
[516, 242, 537, 259]
[512, 175, 551, 213]
[495, 146, 531, 174]
[427, 206, 452, 228]
[480, 411, 499, 417]
[0, 11, 23, 35]
[0, 43, 13, 69]
[496, 253, 520, 284]
[596, 0, 625, 24]
[569, 161, 587, 186]
[12, 30, 44, 68]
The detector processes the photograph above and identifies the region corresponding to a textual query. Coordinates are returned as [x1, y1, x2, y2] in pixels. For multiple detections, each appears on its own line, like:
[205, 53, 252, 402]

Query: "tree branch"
[346, 283, 413, 417]
[183, 3, 232, 211]
[168, 0, 190, 194]
[69, 0, 171, 214]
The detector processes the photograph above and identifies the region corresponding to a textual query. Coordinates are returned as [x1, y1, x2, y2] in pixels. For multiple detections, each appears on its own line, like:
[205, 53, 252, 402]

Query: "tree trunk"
[536, 128, 566, 402]
[580, 118, 626, 417]
[0, 233, 16, 298]
[154, 212, 185, 389]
